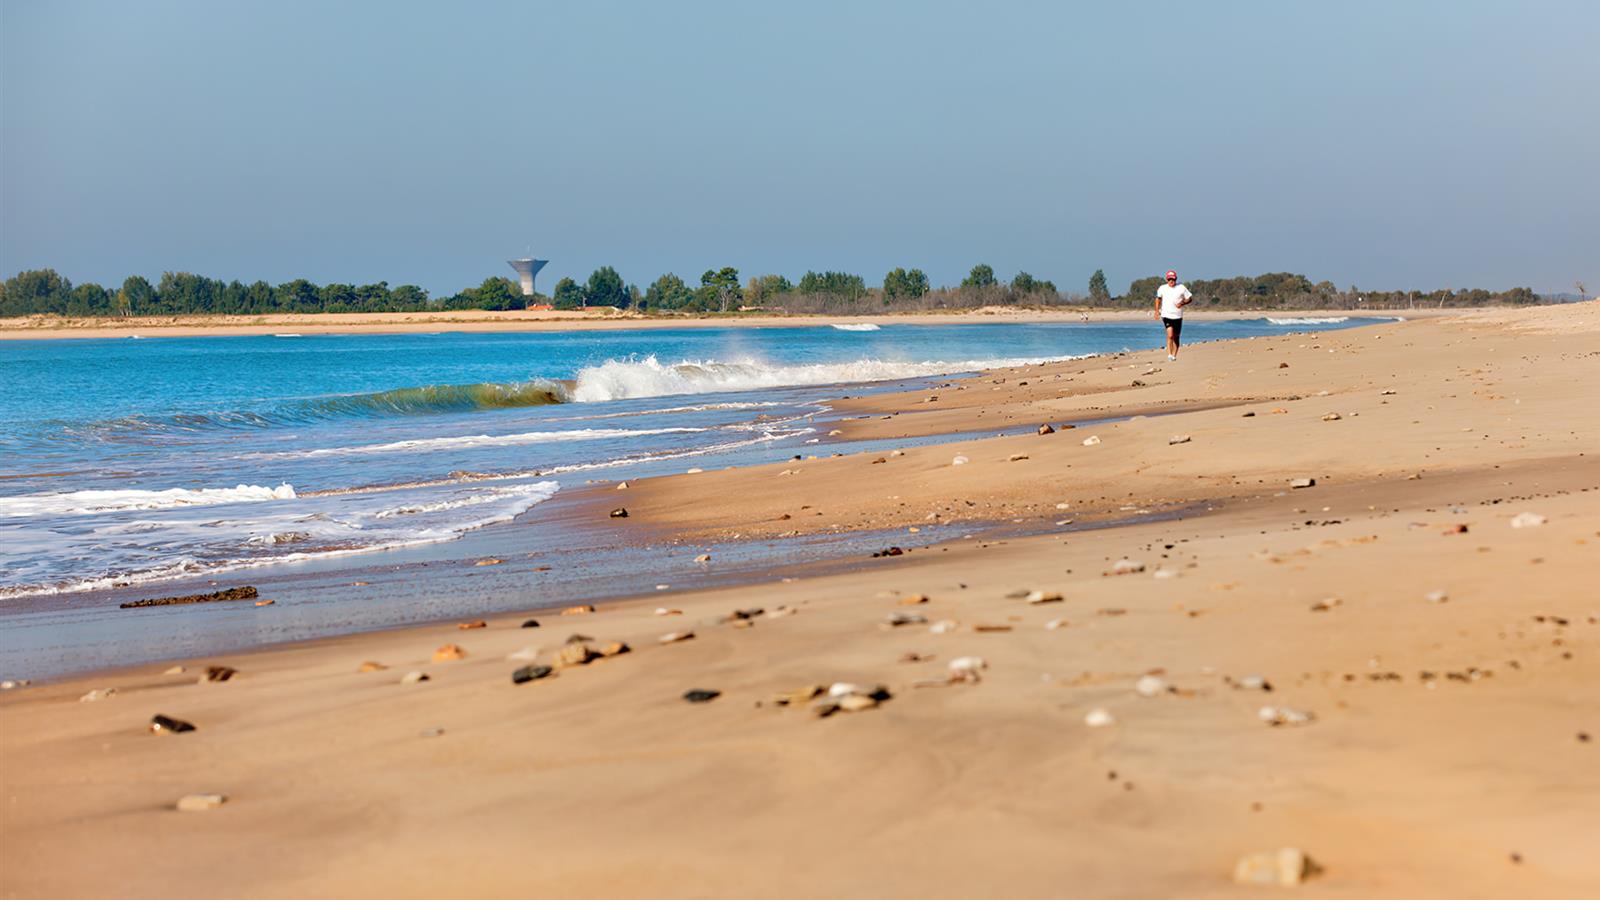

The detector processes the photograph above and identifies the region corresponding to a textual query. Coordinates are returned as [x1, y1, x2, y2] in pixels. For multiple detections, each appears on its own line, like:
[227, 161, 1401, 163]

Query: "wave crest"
[0, 483, 296, 518]
[1265, 316, 1350, 325]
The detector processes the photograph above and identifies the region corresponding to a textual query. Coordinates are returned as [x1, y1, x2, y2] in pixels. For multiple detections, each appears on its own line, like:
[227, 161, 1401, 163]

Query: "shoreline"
[0, 306, 1447, 340]
[3, 305, 1597, 897]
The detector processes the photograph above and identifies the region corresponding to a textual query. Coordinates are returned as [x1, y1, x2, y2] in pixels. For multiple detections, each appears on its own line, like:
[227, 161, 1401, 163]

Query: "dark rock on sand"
[683, 689, 721, 703]
[511, 665, 555, 684]
[149, 714, 196, 734]
[200, 666, 238, 683]
[520, 619, 541, 628]
[609, 507, 629, 518]
[121, 586, 258, 609]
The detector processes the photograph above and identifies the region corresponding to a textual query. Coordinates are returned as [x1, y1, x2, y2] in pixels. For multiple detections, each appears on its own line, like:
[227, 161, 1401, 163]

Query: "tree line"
[1, 265, 1543, 318]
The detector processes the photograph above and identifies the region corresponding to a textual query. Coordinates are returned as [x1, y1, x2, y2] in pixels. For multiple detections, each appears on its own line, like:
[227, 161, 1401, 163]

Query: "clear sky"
[3, 0, 1595, 297]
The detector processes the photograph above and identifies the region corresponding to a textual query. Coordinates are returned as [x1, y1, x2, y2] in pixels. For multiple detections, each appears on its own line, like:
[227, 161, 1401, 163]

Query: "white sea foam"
[0, 480, 559, 598]
[830, 323, 881, 331]
[252, 426, 706, 459]
[568, 354, 1083, 403]
[1265, 316, 1350, 325]
[0, 483, 297, 518]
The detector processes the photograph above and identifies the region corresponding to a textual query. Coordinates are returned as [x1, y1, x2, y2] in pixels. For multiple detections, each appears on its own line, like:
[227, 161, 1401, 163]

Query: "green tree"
[645, 273, 693, 310]
[697, 267, 742, 311]
[552, 277, 585, 310]
[116, 275, 155, 316]
[1088, 269, 1110, 303]
[961, 263, 996, 288]
[796, 271, 866, 300]
[1012, 271, 1037, 294]
[583, 266, 628, 308]
[745, 274, 792, 304]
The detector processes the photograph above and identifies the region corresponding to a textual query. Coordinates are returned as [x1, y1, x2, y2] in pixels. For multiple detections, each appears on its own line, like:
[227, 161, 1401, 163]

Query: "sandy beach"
[0, 306, 1449, 340]
[2, 305, 1596, 898]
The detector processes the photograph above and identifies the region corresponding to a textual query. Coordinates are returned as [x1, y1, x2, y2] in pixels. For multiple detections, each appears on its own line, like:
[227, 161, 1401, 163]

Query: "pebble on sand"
[885, 612, 928, 628]
[560, 605, 596, 615]
[78, 688, 117, 702]
[1510, 512, 1547, 528]
[1321, 412, 1342, 421]
[149, 714, 196, 734]
[457, 620, 487, 630]
[951, 455, 970, 466]
[930, 619, 960, 634]
[200, 666, 238, 683]
[0, 679, 30, 690]
[555, 643, 600, 667]
[694, 553, 712, 563]
[1168, 434, 1192, 445]
[658, 631, 695, 645]
[1107, 559, 1146, 576]
[1008, 453, 1030, 462]
[600, 642, 631, 657]
[898, 594, 930, 605]
[176, 794, 227, 812]
[1289, 477, 1316, 489]
[1025, 590, 1063, 605]
[254, 599, 275, 607]
[511, 664, 555, 684]
[1232, 848, 1315, 886]
[1082, 435, 1102, 446]
[1425, 589, 1449, 604]
[609, 507, 629, 518]
[1038, 424, 1055, 435]
[948, 656, 988, 683]
[682, 689, 721, 703]
[1084, 708, 1115, 727]
[163, 666, 186, 675]
[1135, 675, 1169, 697]
[655, 607, 683, 616]
[520, 619, 542, 628]
[400, 671, 430, 684]
[1258, 706, 1315, 727]
[432, 644, 466, 662]
[474, 558, 503, 567]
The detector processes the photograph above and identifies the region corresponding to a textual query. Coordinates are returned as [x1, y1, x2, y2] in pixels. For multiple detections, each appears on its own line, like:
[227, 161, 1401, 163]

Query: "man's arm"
[1178, 287, 1193, 308]
[1153, 293, 1162, 318]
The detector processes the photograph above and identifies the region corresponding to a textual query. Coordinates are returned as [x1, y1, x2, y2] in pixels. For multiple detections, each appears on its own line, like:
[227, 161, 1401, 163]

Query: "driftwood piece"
[120, 586, 259, 609]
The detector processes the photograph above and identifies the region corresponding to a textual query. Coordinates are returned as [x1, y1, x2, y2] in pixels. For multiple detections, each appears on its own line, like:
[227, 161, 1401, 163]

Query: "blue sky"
[3, 0, 1595, 296]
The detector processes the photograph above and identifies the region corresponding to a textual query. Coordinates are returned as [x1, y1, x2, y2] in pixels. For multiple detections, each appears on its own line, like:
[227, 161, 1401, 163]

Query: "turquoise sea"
[0, 317, 1392, 676]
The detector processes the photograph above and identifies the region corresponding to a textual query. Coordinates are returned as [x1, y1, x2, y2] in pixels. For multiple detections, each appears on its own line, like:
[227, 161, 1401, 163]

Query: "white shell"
[1135, 675, 1168, 697]
[1084, 708, 1115, 727]
[1509, 511, 1547, 528]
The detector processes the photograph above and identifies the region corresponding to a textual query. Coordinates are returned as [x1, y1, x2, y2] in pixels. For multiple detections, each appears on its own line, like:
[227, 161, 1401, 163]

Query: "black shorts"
[1162, 317, 1183, 337]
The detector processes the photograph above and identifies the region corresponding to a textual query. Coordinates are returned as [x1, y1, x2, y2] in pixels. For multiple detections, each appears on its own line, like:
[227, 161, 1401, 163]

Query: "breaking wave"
[251, 426, 707, 459]
[0, 483, 297, 517]
[566, 354, 1079, 403]
[1265, 316, 1350, 325]
[830, 323, 881, 331]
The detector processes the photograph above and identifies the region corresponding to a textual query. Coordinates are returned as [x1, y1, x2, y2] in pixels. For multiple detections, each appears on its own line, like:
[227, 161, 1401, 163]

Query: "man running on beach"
[1154, 270, 1192, 361]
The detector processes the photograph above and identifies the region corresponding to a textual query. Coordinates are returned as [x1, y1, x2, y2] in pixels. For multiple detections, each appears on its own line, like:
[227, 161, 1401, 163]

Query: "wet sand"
[2, 303, 1597, 898]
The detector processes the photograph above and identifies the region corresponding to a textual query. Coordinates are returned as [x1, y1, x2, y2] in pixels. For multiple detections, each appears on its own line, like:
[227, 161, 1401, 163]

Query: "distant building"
[507, 258, 549, 297]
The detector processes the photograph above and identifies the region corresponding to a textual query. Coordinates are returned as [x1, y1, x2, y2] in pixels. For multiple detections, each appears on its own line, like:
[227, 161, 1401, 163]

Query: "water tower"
[507, 258, 548, 297]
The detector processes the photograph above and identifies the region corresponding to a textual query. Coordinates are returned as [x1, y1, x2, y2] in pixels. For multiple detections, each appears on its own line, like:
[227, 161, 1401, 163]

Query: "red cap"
[1165, 270, 1177, 280]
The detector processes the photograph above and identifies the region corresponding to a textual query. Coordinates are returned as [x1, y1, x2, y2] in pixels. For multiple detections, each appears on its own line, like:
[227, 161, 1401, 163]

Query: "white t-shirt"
[1157, 283, 1192, 319]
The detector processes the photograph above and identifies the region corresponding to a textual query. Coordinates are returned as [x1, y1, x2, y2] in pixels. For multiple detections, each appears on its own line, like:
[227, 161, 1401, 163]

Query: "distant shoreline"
[0, 306, 1455, 340]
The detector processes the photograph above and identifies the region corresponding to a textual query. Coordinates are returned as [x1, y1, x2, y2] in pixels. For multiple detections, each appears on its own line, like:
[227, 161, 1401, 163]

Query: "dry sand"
[2, 304, 1596, 899]
[0, 306, 1445, 340]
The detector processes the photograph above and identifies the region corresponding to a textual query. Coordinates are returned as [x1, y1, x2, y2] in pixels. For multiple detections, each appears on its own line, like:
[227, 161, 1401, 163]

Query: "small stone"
[1168, 435, 1192, 445]
[419, 727, 445, 738]
[884, 611, 928, 628]
[511, 664, 555, 684]
[1425, 589, 1449, 604]
[560, 605, 595, 615]
[1289, 477, 1316, 489]
[254, 599, 275, 607]
[837, 694, 878, 712]
[79, 687, 117, 702]
[506, 647, 539, 662]
[199, 666, 238, 683]
[1278, 362, 1290, 369]
[948, 656, 988, 683]
[1309, 598, 1342, 612]
[565, 633, 595, 644]
[432, 644, 466, 662]
[1082, 435, 1101, 446]
[951, 455, 969, 466]
[474, 558, 503, 567]
[1321, 412, 1342, 421]
[609, 507, 629, 518]
[1242, 411, 1257, 418]
[655, 607, 682, 616]
[658, 631, 695, 645]
[0, 679, 30, 690]
[1510, 512, 1547, 528]
[1044, 618, 1067, 630]
[599, 641, 631, 657]
[555, 644, 599, 667]
[520, 618, 541, 628]
[162, 667, 185, 675]
[929, 619, 959, 634]
[1232, 848, 1313, 886]
[1008, 454, 1030, 462]
[694, 554, 712, 563]
[457, 620, 487, 630]
[1235, 674, 1272, 692]
[773, 685, 824, 706]
[1084, 708, 1115, 727]
[898, 594, 929, 605]
[683, 689, 721, 703]
[176, 794, 226, 812]
[973, 624, 1012, 633]
[1038, 424, 1055, 435]
[616, 481, 628, 490]
[358, 661, 387, 673]
[1108, 559, 1145, 576]
[149, 714, 196, 734]
[1258, 705, 1315, 727]
[685, 468, 704, 474]
[400, 671, 429, 684]
[1135, 675, 1168, 697]
[1025, 590, 1063, 605]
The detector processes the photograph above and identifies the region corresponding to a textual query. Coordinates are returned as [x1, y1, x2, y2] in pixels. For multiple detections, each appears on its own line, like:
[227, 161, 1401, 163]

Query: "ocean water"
[0, 318, 1393, 676]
